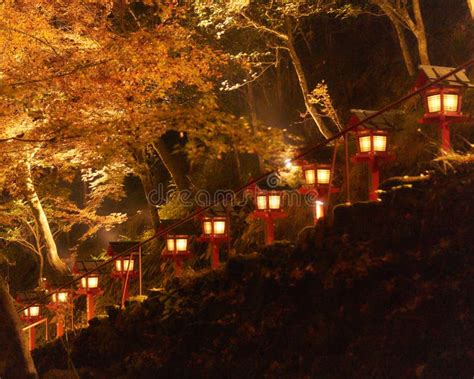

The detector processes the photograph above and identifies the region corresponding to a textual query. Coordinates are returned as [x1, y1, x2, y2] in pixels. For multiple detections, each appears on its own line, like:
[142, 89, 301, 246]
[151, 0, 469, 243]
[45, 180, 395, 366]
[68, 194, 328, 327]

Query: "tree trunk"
[138, 171, 161, 233]
[246, 82, 265, 174]
[151, 138, 191, 191]
[285, 17, 333, 139]
[392, 17, 416, 76]
[412, 0, 431, 65]
[0, 277, 38, 379]
[23, 161, 68, 279]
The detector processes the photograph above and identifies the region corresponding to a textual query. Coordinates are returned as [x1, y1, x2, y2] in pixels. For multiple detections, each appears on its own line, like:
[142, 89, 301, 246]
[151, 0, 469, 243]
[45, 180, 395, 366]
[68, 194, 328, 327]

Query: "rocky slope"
[34, 161, 474, 379]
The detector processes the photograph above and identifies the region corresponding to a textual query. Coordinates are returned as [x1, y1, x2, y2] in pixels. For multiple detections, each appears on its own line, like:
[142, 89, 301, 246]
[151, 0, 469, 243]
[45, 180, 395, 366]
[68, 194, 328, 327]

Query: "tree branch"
[239, 12, 289, 41]
[6, 59, 111, 87]
[0, 23, 60, 56]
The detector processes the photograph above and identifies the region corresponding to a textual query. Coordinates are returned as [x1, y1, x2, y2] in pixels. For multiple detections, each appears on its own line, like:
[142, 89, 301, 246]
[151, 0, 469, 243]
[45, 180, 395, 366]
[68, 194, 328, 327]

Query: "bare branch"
[6, 59, 111, 87]
[0, 23, 60, 56]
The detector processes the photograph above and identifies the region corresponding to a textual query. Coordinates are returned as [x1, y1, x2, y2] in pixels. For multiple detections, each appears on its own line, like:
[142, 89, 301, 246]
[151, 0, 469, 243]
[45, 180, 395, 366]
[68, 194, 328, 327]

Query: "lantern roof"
[349, 109, 402, 131]
[160, 220, 199, 235]
[73, 260, 108, 275]
[415, 65, 473, 89]
[107, 241, 141, 255]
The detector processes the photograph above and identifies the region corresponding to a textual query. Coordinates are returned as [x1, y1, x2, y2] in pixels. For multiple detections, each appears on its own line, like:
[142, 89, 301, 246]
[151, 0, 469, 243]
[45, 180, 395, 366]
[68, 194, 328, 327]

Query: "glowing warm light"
[53, 292, 69, 303]
[268, 194, 281, 210]
[256, 195, 268, 210]
[304, 168, 316, 185]
[203, 220, 213, 235]
[373, 135, 387, 152]
[213, 220, 226, 235]
[284, 159, 293, 169]
[115, 259, 134, 272]
[316, 168, 331, 185]
[166, 236, 188, 253]
[24, 305, 40, 318]
[427, 94, 441, 113]
[443, 94, 458, 112]
[167, 238, 175, 252]
[315, 201, 325, 220]
[202, 217, 227, 236]
[359, 135, 372, 153]
[176, 238, 188, 252]
[81, 276, 99, 289]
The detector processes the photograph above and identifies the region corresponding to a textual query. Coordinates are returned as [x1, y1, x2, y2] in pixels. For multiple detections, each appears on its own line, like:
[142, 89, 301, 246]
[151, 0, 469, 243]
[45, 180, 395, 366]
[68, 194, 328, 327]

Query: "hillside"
[34, 159, 474, 379]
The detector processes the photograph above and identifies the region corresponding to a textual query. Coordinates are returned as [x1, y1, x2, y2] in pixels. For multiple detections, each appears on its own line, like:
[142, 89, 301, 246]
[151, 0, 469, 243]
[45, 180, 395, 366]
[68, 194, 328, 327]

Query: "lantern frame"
[421, 86, 463, 121]
[302, 164, 333, 187]
[76, 274, 101, 295]
[21, 304, 42, 322]
[163, 234, 192, 258]
[252, 190, 286, 217]
[199, 216, 229, 241]
[353, 129, 393, 162]
[299, 163, 339, 197]
[46, 289, 72, 311]
[111, 256, 139, 278]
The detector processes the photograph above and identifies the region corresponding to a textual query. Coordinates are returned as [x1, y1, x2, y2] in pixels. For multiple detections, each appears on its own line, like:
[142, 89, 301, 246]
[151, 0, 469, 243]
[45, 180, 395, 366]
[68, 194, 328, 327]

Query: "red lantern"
[113, 257, 137, 277]
[349, 110, 397, 202]
[300, 162, 339, 199]
[162, 234, 192, 276]
[22, 305, 41, 322]
[198, 215, 229, 269]
[107, 241, 143, 308]
[75, 270, 103, 321]
[355, 129, 390, 157]
[46, 288, 73, 338]
[352, 128, 394, 201]
[416, 65, 472, 152]
[51, 290, 70, 305]
[250, 189, 287, 245]
[201, 216, 228, 239]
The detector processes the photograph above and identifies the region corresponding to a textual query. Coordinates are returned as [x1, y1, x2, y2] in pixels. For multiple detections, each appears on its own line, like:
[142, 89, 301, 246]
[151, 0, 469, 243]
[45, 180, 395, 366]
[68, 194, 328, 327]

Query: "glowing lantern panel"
[256, 195, 267, 210]
[373, 135, 387, 152]
[443, 94, 458, 112]
[304, 168, 316, 185]
[359, 136, 372, 153]
[316, 168, 331, 185]
[213, 220, 226, 235]
[427, 94, 441, 113]
[203, 221, 213, 235]
[166, 238, 175, 252]
[268, 194, 281, 210]
[176, 238, 188, 252]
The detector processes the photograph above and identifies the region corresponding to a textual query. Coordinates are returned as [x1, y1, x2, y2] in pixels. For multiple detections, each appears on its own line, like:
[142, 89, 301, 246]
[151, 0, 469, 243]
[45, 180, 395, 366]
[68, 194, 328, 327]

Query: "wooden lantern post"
[415, 65, 472, 153]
